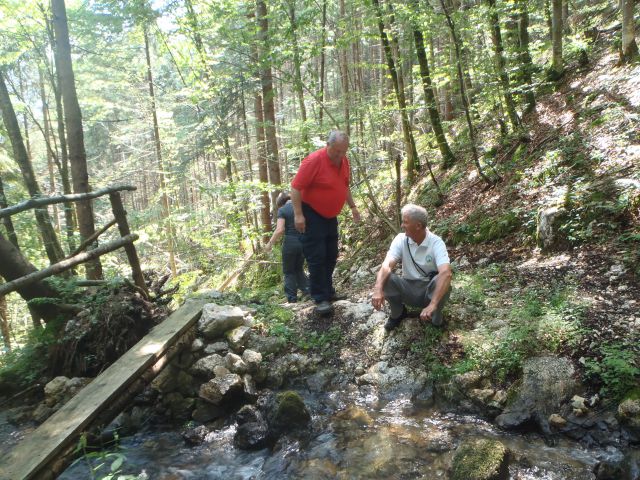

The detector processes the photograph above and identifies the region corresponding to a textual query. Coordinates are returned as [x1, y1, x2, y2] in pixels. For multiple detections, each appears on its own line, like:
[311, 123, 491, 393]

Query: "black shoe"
[384, 306, 408, 332]
[329, 293, 347, 301]
[287, 297, 298, 303]
[315, 300, 334, 316]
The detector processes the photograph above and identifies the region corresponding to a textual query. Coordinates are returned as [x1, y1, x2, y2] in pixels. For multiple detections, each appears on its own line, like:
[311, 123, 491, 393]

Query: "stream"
[58, 383, 624, 479]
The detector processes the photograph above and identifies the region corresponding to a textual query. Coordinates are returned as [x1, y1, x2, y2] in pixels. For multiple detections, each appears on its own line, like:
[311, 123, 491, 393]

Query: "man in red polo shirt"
[290, 130, 361, 315]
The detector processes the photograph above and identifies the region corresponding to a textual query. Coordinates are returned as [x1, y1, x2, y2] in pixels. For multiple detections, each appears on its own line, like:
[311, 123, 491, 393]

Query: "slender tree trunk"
[620, 0, 639, 63]
[371, 0, 420, 183]
[550, 0, 564, 79]
[411, 5, 456, 169]
[517, 0, 536, 113]
[51, 0, 102, 279]
[46, 16, 76, 254]
[486, 0, 520, 130]
[562, 0, 570, 34]
[0, 289, 10, 351]
[339, 0, 351, 135]
[0, 71, 65, 264]
[286, 0, 307, 130]
[0, 176, 19, 249]
[39, 69, 61, 234]
[143, 27, 177, 276]
[439, 0, 495, 186]
[318, 0, 327, 128]
[255, 90, 272, 243]
[256, 0, 282, 216]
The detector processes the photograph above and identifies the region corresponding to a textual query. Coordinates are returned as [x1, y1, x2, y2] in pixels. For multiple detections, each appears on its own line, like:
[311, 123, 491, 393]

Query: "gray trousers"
[383, 273, 450, 326]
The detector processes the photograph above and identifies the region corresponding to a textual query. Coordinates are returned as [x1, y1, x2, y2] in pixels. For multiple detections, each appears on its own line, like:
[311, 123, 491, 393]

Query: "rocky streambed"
[5, 295, 640, 479]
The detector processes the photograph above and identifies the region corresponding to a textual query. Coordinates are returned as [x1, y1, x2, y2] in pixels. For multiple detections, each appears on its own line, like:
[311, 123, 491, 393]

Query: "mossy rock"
[269, 390, 311, 433]
[451, 438, 509, 480]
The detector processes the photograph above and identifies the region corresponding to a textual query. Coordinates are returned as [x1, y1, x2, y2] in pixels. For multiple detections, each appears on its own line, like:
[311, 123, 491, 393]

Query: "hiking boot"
[287, 297, 298, 303]
[329, 292, 347, 301]
[384, 306, 408, 332]
[315, 300, 334, 316]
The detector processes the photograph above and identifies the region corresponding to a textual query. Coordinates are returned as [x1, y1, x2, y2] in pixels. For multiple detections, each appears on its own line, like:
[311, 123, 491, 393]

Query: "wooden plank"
[0, 298, 207, 480]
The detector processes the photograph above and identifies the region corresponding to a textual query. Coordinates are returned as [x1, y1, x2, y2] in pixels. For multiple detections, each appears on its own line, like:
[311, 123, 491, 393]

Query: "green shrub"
[584, 343, 640, 401]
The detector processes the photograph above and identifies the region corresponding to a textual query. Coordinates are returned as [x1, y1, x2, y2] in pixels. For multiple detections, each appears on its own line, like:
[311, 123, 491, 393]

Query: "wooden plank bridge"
[0, 298, 207, 480]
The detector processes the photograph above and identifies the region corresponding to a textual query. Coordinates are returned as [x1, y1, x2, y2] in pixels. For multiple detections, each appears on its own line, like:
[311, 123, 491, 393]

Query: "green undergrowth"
[419, 268, 585, 385]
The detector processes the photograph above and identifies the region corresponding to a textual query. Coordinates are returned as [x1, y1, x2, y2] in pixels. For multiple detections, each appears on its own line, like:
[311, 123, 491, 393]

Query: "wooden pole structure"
[0, 185, 136, 219]
[109, 192, 148, 296]
[0, 234, 138, 297]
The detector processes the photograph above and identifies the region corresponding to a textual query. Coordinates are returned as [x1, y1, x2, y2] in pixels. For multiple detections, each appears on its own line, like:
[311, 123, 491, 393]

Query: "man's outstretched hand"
[420, 303, 437, 322]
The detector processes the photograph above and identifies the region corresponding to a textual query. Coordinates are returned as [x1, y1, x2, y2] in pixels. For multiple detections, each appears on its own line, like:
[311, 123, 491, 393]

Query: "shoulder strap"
[406, 236, 431, 278]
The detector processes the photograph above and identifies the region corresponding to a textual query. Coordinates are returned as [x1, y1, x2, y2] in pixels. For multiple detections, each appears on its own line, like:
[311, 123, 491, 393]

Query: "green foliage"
[71, 433, 140, 480]
[439, 208, 523, 246]
[584, 343, 640, 401]
[294, 326, 342, 352]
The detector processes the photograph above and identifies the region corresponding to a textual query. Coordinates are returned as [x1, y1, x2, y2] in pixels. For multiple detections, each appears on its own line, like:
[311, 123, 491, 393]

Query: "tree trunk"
[439, 0, 495, 186]
[550, 0, 564, 79]
[517, 0, 536, 113]
[256, 0, 282, 216]
[411, 5, 457, 169]
[0, 289, 10, 351]
[0, 175, 19, 249]
[318, 0, 327, 128]
[39, 69, 61, 234]
[486, 0, 520, 131]
[51, 0, 103, 279]
[0, 70, 65, 265]
[562, 0, 570, 34]
[46, 15, 76, 254]
[371, 0, 419, 183]
[620, 0, 639, 63]
[255, 90, 272, 244]
[339, 0, 351, 135]
[0, 231, 61, 323]
[286, 0, 307, 130]
[143, 27, 177, 277]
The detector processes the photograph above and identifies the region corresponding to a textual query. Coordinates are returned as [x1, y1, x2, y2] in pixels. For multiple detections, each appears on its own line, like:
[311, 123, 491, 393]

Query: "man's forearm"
[374, 264, 392, 293]
[346, 190, 356, 209]
[291, 188, 303, 215]
[428, 272, 452, 307]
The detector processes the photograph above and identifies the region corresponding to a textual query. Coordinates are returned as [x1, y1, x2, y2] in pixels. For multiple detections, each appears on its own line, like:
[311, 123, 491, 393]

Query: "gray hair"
[401, 204, 428, 227]
[327, 130, 349, 145]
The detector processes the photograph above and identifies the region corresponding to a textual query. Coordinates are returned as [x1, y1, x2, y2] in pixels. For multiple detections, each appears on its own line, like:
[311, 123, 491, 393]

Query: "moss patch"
[451, 438, 509, 480]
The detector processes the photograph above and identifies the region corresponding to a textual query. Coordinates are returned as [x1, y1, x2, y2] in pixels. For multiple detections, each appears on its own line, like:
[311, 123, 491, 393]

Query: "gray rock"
[234, 405, 270, 450]
[199, 374, 244, 405]
[190, 354, 225, 377]
[192, 399, 225, 423]
[44, 376, 91, 407]
[198, 304, 246, 339]
[213, 365, 230, 377]
[191, 338, 204, 352]
[306, 370, 335, 392]
[162, 392, 195, 420]
[245, 333, 286, 356]
[537, 206, 569, 252]
[243, 374, 258, 401]
[226, 352, 249, 374]
[227, 326, 252, 352]
[204, 341, 229, 355]
[242, 349, 263, 372]
[618, 399, 640, 431]
[266, 390, 311, 436]
[496, 356, 578, 435]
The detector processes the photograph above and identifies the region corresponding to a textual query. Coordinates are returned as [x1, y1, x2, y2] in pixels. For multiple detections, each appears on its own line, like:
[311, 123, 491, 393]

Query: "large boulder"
[496, 356, 578, 436]
[198, 374, 244, 405]
[245, 332, 286, 356]
[266, 391, 311, 437]
[198, 304, 246, 339]
[225, 352, 249, 374]
[451, 438, 509, 480]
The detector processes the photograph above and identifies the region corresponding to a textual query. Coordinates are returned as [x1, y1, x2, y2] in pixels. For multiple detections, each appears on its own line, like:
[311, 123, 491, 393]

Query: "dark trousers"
[301, 203, 338, 303]
[282, 236, 308, 301]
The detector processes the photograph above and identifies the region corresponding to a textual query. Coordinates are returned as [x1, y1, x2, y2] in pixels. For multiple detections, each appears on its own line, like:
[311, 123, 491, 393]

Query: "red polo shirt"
[291, 147, 350, 218]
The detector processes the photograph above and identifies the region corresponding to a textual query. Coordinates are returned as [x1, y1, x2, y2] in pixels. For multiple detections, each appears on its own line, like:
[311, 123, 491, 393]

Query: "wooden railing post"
[109, 192, 148, 296]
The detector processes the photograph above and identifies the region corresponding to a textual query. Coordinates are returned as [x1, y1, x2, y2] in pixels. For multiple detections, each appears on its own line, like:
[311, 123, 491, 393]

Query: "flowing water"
[59, 384, 626, 479]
